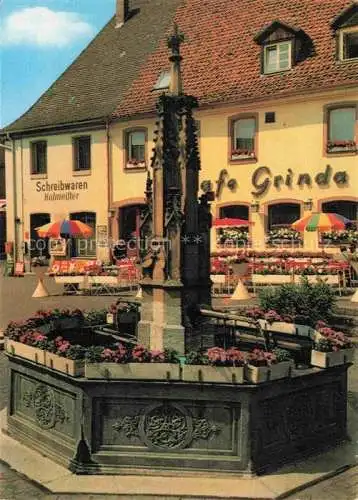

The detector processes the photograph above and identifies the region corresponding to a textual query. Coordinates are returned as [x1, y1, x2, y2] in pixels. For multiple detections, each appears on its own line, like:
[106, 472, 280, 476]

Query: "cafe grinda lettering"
[251, 165, 348, 196]
[200, 166, 348, 198]
[36, 180, 88, 201]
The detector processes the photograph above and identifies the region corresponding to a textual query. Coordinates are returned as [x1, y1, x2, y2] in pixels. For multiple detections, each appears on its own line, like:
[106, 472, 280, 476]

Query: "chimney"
[116, 0, 129, 28]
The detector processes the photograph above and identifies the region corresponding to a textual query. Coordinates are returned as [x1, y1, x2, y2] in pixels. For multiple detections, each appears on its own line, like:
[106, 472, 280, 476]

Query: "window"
[339, 28, 358, 61]
[327, 106, 357, 153]
[231, 117, 256, 161]
[31, 141, 47, 175]
[30, 213, 50, 257]
[70, 212, 96, 258]
[153, 70, 170, 91]
[264, 42, 291, 73]
[73, 136, 91, 171]
[125, 129, 146, 168]
[265, 112, 276, 123]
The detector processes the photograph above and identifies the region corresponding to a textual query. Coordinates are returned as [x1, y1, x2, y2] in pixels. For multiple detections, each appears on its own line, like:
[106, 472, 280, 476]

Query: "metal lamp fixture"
[303, 198, 313, 211]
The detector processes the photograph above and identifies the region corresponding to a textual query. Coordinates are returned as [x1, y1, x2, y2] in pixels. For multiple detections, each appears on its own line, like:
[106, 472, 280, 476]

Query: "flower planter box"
[311, 348, 354, 368]
[244, 361, 293, 384]
[182, 365, 244, 384]
[90, 276, 118, 285]
[85, 362, 180, 381]
[5, 339, 46, 365]
[55, 276, 84, 284]
[45, 352, 85, 377]
[252, 274, 292, 285]
[106, 313, 114, 325]
[297, 275, 339, 285]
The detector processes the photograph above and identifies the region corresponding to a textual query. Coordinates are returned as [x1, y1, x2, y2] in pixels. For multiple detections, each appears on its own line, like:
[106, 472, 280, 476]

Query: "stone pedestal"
[138, 281, 185, 353]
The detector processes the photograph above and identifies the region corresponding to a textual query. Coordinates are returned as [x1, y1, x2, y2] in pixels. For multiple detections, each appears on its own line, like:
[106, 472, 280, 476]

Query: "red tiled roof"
[114, 0, 358, 119]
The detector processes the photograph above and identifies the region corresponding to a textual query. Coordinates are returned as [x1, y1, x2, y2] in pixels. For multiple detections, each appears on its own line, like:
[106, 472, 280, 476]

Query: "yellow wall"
[111, 89, 358, 252]
[6, 88, 358, 261]
[6, 129, 109, 261]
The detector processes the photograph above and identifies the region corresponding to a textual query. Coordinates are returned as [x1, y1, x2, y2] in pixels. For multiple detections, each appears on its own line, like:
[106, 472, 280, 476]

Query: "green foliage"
[185, 350, 209, 365]
[314, 338, 334, 353]
[272, 348, 293, 362]
[258, 279, 336, 327]
[163, 349, 181, 364]
[84, 309, 107, 326]
[65, 345, 86, 360]
[85, 345, 105, 363]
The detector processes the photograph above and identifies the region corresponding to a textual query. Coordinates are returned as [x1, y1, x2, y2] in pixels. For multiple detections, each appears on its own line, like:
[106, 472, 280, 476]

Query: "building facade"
[3, 0, 358, 262]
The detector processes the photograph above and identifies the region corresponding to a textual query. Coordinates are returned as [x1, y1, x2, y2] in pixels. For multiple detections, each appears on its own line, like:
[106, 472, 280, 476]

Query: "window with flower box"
[321, 200, 358, 245]
[230, 116, 257, 161]
[267, 203, 302, 246]
[125, 129, 147, 169]
[326, 105, 357, 154]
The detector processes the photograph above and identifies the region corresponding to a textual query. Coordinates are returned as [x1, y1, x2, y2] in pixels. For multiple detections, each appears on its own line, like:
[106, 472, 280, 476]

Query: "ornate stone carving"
[23, 383, 68, 429]
[112, 416, 140, 438]
[112, 404, 219, 450]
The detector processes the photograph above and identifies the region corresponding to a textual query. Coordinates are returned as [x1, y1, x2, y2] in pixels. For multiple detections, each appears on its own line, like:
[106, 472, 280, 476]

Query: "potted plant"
[85, 345, 181, 381]
[182, 347, 245, 384]
[311, 329, 354, 368]
[45, 337, 86, 377]
[244, 348, 293, 384]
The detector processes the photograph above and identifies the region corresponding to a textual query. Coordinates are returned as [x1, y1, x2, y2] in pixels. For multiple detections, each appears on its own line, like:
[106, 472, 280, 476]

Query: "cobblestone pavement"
[0, 271, 357, 499]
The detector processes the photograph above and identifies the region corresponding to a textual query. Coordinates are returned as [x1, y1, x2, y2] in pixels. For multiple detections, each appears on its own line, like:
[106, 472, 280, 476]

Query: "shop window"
[70, 212, 96, 258]
[326, 105, 357, 154]
[125, 129, 147, 169]
[31, 141, 47, 175]
[217, 205, 250, 248]
[30, 213, 50, 257]
[230, 116, 257, 161]
[321, 200, 358, 245]
[117, 205, 143, 258]
[73, 136, 91, 171]
[322, 200, 358, 226]
[267, 203, 302, 245]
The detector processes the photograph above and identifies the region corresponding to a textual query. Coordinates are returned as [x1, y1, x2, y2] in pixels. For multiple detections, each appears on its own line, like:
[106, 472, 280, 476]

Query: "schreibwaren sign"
[36, 180, 88, 201]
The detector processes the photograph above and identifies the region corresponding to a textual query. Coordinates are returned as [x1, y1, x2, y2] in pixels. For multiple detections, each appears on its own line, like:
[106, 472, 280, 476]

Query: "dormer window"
[254, 20, 311, 75]
[340, 28, 358, 60]
[331, 3, 358, 62]
[153, 70, 170, 91]
[264, 41, 292, 73]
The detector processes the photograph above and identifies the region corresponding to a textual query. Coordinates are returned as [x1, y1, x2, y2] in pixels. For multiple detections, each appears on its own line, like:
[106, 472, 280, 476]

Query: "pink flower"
[150, 350, 165, 363]
[207, 347, 227, 364]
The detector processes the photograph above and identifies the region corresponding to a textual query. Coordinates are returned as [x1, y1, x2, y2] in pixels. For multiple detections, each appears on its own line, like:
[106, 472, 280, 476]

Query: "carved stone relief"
[23, 383, 68, 430]
[112, 403, 219, 451]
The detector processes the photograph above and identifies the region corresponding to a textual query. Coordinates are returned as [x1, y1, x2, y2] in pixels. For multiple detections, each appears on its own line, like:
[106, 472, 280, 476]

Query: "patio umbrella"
[36, 219, 93, 238]
[291, 213, 351, 232]
[213, 217, 252, 228]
